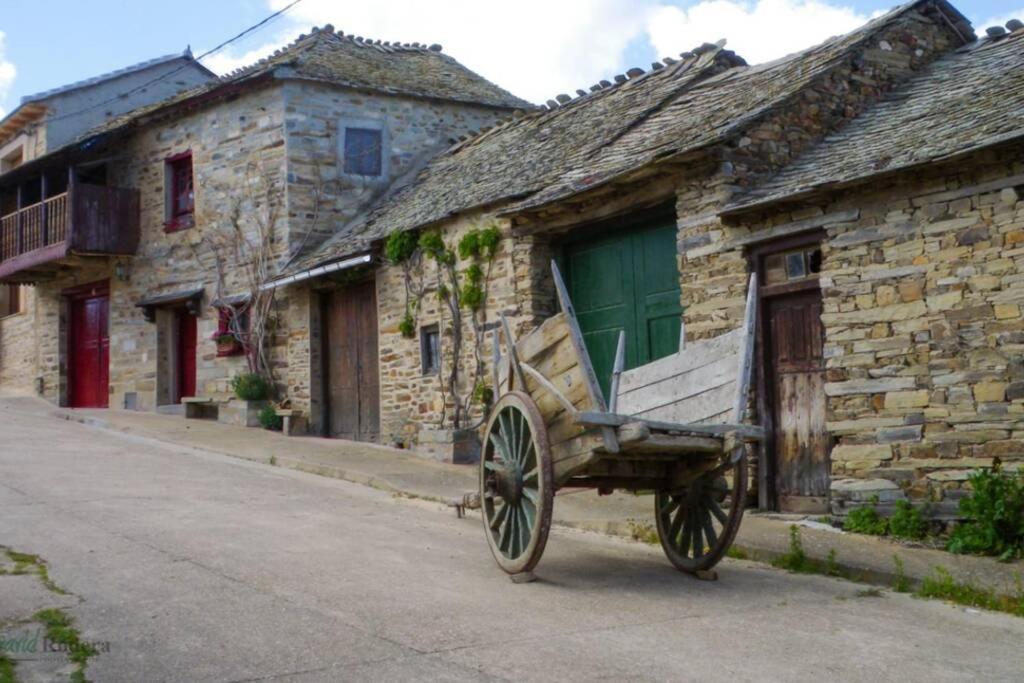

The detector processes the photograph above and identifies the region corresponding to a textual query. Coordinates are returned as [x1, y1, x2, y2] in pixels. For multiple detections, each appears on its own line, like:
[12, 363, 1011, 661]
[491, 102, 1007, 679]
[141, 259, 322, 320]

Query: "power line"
[42, 0, 306, 126]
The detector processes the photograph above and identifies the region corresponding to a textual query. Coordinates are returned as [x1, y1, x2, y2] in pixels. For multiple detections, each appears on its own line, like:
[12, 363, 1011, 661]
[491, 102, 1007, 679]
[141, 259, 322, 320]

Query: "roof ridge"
[533, 40, 745, 113]
[21, 50, 198, 103]
[444, 41, 745, 156]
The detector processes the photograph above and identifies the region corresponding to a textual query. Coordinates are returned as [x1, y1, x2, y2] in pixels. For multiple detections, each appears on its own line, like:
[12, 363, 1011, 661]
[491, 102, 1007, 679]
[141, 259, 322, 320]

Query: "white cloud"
[205, 0, 889, 104]
[0, 31, 17, 119]
[975, 8, 1024, 33]
[210, 0, 655, 104]
[646, 0, 874, 66]
[202, 32, 295, 76]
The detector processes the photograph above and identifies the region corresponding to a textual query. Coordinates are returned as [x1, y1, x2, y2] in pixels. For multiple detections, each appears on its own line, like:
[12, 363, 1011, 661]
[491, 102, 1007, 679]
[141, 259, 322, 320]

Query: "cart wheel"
[480, 391, 554, 575]
[655, 456, 748, 573]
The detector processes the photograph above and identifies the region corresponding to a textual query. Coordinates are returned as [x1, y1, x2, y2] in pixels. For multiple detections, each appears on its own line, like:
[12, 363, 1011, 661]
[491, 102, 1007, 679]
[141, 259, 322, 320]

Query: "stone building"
[3, 0, 1021, 518]
[0, 50, 216, 392]
[0, 28, 527, 415]
[272, 0, 1023, 515]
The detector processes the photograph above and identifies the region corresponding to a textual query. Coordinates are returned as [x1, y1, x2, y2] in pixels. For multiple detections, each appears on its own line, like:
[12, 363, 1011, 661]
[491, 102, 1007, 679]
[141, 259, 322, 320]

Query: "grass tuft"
[892, 554, 911, 593]
[916, 567, 1024, 618]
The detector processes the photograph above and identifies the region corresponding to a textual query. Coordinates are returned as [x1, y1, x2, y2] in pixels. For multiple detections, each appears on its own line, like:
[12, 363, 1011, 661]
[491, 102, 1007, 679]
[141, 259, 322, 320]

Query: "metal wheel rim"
[480, 392, 553, 575]
[655, 456, 748, 573]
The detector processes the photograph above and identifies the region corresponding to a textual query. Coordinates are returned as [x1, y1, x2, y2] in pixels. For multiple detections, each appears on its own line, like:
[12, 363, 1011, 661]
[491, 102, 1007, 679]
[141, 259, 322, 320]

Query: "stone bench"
[182, 397, 221, 420]
[275, 409, 306, 437]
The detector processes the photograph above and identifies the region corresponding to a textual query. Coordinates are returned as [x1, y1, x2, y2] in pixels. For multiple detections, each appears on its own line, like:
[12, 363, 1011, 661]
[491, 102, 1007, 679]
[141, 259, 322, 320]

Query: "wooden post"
[609, 330, 625, 414]
[66, 166, 75, 241]
[40, 174, 48, 246]
[15, 183, 22, 255]
[499, 313, 527, 393]
[730, 273, 758, 464]
[678, 318, 686, 352]
[550, 260, 619, 454]
[491, 330, 501, 396]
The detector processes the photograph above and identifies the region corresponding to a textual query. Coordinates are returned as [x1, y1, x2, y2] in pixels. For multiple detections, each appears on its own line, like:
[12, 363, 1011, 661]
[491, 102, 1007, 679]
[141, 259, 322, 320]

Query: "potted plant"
[213, 331, 243, 357]
[218, 373, 272, 427]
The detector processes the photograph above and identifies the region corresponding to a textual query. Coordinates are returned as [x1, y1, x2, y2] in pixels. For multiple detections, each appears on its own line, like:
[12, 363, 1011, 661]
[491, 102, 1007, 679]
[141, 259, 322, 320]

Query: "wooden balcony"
[0, 183, 139, 283]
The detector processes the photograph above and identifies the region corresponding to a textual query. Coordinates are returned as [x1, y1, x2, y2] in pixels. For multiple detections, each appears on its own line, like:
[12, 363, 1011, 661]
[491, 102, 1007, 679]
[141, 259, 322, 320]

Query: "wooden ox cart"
[478, 262, 762, 577]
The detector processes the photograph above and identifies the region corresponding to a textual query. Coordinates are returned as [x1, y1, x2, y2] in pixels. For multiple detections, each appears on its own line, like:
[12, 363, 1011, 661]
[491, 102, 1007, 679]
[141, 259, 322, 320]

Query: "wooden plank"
[551, 260, 619, 454]
[734, 273, 758, 423]
[500, 313, 528, 392]
[617, 354, 738, 417]
[546, 410, 592, 446]
[517, 313, 570, 363]
[576, 411, 764, 439]
[520, 362, 577, 417]
[633, 382, 735, 424]
[530, 373, 590, 424]
[618, 433, 723, 455]
[617, 328, 744, 394]
[525, 334, 581, 388]
[551, 432, 605, 483]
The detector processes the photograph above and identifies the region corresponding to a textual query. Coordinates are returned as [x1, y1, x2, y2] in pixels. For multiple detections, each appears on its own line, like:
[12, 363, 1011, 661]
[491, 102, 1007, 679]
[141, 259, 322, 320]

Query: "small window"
[165, 152, 194, 231]
[764, 247, 823, 285]
[213, 305, 248, 357]
[1, 148, 23, 173]
[421, 324, 441, 375]
[0, 284, 22, 317]
[344, 127, 383, 177]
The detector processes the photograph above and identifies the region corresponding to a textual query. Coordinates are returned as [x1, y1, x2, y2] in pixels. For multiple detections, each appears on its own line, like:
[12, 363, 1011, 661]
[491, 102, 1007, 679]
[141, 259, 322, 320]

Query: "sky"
[0, 0, 1021, 119]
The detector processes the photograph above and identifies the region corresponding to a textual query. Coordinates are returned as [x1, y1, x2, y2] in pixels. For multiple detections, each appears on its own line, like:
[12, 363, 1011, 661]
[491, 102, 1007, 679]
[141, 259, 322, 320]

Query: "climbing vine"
[384, 221, 502, 429]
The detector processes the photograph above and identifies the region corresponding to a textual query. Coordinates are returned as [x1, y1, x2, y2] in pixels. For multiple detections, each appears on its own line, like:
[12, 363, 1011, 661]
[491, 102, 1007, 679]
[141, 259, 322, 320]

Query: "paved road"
[1, 398, 1023, 682]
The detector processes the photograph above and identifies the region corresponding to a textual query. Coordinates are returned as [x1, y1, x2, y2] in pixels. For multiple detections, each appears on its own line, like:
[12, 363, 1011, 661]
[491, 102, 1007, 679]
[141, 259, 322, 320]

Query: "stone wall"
[726, 142, 1024, 507]
[374, 212, 549, 446]
[282, 81, 514, 258]
[678, 7, 964, 338]
[0, 287, 37, 394]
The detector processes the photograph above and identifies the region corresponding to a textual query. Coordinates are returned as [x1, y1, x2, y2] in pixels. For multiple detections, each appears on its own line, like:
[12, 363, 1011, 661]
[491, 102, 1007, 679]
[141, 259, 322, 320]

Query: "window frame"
[0, 284, 23, 319]
[339, 120, 389, 182]
[164, 151, 195, 232]
[420, 324, 441, 376]
[213, 305, 248, 357]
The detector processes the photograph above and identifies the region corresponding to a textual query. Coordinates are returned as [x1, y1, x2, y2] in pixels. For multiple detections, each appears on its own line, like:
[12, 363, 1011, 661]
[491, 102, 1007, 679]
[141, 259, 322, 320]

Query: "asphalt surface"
[1, 399, 1023, 682]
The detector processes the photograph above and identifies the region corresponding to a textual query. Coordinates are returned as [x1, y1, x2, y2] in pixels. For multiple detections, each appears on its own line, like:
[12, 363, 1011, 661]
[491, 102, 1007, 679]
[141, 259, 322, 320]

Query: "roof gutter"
[262, 253, 373, 291]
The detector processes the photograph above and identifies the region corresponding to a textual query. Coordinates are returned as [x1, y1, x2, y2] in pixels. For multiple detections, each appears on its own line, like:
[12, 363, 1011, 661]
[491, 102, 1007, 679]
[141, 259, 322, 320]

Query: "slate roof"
[725, 27, 1024, 214]
[87, 26, 530, 141]
[283, 0, 970, 279]
[20, 49, 214, 103]
[281, 43, 747, 276]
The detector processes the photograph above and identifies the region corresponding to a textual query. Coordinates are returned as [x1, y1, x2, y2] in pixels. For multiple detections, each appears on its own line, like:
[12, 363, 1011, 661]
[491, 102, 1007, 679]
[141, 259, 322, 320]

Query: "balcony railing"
[0, 192, 69, 261]
[0, 184, 139, 282]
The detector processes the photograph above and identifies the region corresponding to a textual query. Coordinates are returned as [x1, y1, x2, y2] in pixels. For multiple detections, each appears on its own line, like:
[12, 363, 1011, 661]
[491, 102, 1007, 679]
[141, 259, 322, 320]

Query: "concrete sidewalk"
[6, 395, 1020, 597]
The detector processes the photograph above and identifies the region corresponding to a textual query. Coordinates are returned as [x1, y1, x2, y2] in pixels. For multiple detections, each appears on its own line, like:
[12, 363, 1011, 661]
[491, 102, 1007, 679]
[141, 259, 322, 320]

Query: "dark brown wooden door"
[324, 281, 380, 442]
[765, 291, 829, 512]
[69, 283, 110, 408]
[175, 310, 197, 403]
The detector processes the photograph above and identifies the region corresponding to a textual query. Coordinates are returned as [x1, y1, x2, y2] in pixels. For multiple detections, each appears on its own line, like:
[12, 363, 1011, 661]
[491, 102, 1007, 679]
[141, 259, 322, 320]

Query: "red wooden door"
[69, 286, 110, 408]
[765, 291, 829, 512]
[324, 281, 380, 442]
[175, 311, 198, 402]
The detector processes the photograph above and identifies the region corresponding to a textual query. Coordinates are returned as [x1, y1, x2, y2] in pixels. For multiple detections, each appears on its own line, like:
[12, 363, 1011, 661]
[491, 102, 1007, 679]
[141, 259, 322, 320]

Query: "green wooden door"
[563, 220, 682, 400]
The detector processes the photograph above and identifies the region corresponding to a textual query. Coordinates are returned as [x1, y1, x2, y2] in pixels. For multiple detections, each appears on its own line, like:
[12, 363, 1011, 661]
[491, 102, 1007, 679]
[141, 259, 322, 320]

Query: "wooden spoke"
[707, 497, 728, 525]
[480, 392, 554, 575]
[490, 502, 509, 530]
[654, 457, 748, 574]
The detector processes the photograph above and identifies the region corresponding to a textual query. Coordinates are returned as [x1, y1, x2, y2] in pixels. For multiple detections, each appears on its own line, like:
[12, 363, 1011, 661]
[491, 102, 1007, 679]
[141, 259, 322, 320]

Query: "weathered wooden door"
[758, 240, 830, 512]
[69, 283, 110, 408]
[324, 281, 380, 442]
[563, 218, 681, 398]
[175, 310, 197, 403]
